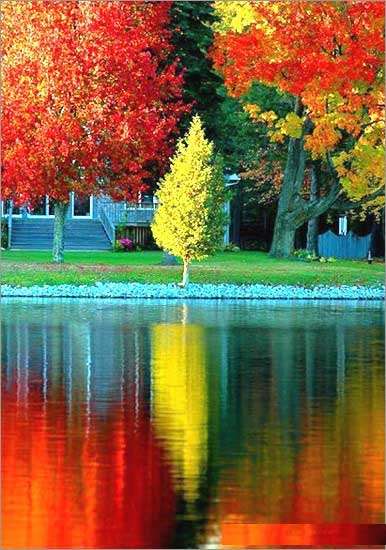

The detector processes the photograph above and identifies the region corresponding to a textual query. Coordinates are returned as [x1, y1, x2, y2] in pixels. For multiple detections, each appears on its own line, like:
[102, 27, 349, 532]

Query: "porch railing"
[97, 200, 158, 226]
[123, 204, 157, 225]
[7, 201, 13, 249]
[99, 205, 116, 244]
[97, 201, 126, 225]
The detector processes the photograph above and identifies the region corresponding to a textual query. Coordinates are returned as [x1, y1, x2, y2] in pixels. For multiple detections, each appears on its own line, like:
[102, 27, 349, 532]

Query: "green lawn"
[1, 249, 384, 287]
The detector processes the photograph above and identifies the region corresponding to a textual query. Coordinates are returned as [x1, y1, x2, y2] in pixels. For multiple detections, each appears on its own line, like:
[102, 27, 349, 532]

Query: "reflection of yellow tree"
[151, 324, 207, 504]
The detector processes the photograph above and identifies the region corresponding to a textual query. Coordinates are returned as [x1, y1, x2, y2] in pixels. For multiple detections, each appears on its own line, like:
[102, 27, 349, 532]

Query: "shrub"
[114, 238, 134, 252]
[294, 249, 336, 263]
[293, 249, 318, 262]
[113, 240, 123, 252]
[1, 219, 8, 249]
[120, 238, 134, 251]
[115, 223, 128, 241]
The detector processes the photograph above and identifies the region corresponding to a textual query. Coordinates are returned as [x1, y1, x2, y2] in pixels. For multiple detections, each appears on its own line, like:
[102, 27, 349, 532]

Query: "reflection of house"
[1, 192, 158, 250]
[1, 304, 151, 414]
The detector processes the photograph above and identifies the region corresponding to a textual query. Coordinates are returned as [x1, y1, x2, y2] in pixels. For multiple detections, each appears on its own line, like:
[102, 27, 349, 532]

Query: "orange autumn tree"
[2, 1, 185, 262]
[212, 1, 385, 257]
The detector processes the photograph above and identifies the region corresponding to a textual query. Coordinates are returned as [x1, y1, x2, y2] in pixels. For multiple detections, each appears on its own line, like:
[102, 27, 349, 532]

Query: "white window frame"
[29, 196, 55, 218]
[70, 192, 93, 218]
[1, 200, 22, 218]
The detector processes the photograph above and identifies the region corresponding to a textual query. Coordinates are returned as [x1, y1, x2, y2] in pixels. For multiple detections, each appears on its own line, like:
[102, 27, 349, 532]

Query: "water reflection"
[152, 323, 208, 506]
[1, 299, 384, 548]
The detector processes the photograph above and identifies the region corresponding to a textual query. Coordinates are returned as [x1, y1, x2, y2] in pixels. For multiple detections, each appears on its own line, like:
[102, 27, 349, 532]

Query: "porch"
[2, 194, 158, 250]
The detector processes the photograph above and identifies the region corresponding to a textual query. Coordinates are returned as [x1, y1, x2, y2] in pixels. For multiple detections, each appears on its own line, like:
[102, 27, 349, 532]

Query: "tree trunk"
[270, 101, 344, 258]
[52, 201, 68, 263]
[7, 200, 13, 249]
[269, 99, 307, 258]
[269, 222, 297, 258]
[306, 162, 321, 255]
[162, 251, 178, 265]
[270, 147, 306, 256]
[306, 217, 318, 255]
[369, 220, 381, 257]
[180, 260, 190, 288]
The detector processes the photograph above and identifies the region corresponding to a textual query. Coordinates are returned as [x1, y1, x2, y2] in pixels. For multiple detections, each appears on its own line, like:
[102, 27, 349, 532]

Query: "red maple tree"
[2, 1, 186, 261]
[213, 1, 384, 256]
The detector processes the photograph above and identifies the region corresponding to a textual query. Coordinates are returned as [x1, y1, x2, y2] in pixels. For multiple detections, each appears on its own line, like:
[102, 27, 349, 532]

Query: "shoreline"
[1, 282, 384, 300]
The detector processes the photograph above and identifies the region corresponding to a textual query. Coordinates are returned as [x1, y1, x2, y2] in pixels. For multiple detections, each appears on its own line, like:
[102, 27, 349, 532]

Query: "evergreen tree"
[152, 116, 227, 287]
[170, 1, 222, 139]
[170, 1, 259, 170]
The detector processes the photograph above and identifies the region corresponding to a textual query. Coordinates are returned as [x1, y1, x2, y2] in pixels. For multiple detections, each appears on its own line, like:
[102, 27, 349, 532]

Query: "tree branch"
[290, 154, 342, 225]
[331, 186, 384, 213]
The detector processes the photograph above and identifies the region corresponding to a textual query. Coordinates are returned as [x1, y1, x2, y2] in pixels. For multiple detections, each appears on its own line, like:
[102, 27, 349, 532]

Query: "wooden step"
[10, 218, 112, 250]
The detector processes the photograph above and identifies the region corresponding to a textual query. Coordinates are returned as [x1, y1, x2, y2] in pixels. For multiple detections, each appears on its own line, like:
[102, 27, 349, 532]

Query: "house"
[2, 174, 236, 250]
[1, 193, 157, 250]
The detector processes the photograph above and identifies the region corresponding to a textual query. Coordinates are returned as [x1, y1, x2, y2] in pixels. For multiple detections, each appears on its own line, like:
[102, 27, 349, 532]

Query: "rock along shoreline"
[1, 282, 384, 300]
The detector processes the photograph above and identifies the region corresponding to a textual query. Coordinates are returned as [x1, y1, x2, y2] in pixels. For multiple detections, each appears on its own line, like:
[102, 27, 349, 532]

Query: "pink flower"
[119, 238, 134, 251]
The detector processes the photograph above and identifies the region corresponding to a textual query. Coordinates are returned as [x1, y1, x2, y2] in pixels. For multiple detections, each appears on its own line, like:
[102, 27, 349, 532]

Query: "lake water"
[1, 299, 384, 549]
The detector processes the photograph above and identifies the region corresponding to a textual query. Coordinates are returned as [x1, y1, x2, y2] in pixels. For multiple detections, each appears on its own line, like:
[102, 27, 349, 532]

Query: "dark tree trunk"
[369, 220, 384, 257]
[270, 100, 307, 257]
[270, 100, 344, 258]
[52, 201, 68, 263]
[306, 162, 321, 255]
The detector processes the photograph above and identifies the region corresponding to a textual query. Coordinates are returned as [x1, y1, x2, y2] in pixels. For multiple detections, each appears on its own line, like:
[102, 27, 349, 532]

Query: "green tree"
[170, 2, 264, 172]
[152, 116, 227, 287]
[169, 1, 222, 139]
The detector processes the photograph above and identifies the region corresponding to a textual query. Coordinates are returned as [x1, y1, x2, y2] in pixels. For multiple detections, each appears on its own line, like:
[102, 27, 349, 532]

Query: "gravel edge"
[1, 282, 384, 300]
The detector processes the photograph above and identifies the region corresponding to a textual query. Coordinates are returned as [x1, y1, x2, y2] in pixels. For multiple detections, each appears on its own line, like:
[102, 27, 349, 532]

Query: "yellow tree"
[152, 116, 227, 286]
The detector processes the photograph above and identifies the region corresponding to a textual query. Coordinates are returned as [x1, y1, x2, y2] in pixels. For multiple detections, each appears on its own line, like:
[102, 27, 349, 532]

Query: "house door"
[71, 193, 92, 218]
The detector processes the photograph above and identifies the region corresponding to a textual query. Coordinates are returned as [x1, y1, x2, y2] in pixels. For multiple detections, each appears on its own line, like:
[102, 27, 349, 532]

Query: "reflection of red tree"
[212, 407, 383, 525]
[2, 385, 175, 548]
[207, 361, 384, 547]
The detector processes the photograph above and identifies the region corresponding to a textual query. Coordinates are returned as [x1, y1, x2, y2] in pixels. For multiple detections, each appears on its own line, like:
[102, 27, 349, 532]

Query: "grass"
[1, 249, 384, 287]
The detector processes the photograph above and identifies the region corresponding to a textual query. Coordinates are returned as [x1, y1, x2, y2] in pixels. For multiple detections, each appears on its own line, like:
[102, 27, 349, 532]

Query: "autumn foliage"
[152, 116, 227, 286]
[213, 1, 385, 201]
[1, 1, 186, 207]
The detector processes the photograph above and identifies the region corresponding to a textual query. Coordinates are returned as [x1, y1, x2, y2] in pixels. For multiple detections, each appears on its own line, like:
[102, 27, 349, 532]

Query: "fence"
[318, 230, 371, 259]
